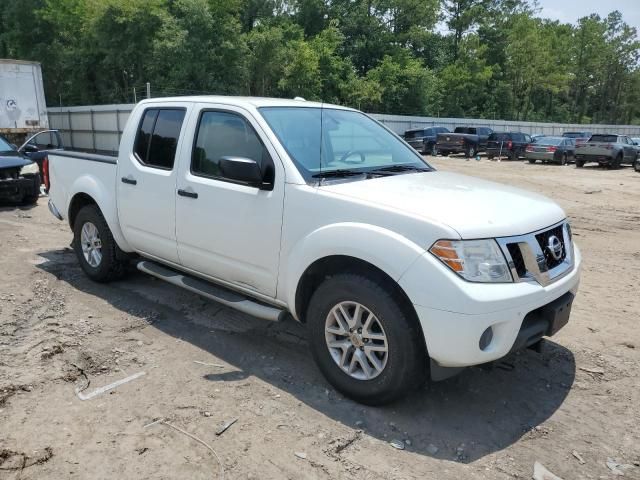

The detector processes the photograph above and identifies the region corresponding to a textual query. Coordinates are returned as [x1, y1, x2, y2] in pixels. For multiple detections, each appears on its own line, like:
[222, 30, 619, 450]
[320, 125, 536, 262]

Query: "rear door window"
[133, 108, 186, 169]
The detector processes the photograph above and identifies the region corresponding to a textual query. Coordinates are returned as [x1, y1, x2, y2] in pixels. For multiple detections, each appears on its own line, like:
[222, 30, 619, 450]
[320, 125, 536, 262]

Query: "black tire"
[430, 143, 438, 157]
[528, 159, 536, 164]
[560, 153, 568, 166]
[465, 145, 476, 158]
[306, 273, 427, 405]
[488, 154, 495, 160]
[576, 160, 585, 168]
[73, 204, 127, 282]
[440, 150, 449, 157]
[610, 153, 623, 170]
[634, 159, 640, 172]
[509, 150, 518, 161]
[22, 194, 39, 205]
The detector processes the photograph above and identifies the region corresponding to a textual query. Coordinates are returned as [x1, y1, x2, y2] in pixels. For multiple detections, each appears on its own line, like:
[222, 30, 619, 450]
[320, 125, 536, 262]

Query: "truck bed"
[47, 150, 117, 223]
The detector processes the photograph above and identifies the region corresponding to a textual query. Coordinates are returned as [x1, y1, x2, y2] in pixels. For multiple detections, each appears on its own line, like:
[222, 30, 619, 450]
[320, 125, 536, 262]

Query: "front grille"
[0, 168, 19, 180]
[507, 243, 527, 277]
[497, 221, 573, 286]
[535, 225, 566, 269]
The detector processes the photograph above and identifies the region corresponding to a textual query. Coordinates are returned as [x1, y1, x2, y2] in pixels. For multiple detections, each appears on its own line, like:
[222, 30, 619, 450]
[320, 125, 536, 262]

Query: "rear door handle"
[121, 176, 137, 185]
[177, 188, 198, 199]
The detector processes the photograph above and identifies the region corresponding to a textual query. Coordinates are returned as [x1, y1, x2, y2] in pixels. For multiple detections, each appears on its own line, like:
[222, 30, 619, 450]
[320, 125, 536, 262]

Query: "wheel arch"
[294, 255, 420, 329]
[67, 177, 133, 253]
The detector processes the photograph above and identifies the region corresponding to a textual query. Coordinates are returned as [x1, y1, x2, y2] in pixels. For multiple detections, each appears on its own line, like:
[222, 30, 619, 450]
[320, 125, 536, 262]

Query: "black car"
[486, 132, 532, 160]
[0, 134, 41, 205]
[525, 136, 575, 165]
[435, 126, 493, 157]
[403, 126, 450, 155]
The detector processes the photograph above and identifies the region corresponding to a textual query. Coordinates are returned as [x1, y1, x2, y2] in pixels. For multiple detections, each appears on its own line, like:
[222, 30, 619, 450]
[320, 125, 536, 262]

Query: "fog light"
[479, 327, 493, 351]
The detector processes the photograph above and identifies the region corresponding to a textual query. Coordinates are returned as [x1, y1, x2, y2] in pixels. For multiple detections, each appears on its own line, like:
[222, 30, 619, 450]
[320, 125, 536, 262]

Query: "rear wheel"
[576, 160, 585, 168]
[465, 145, 476, 158]
[560, 153, 568, 166]
[610, 153, 623, 170]
[440, 150, 449, 157]
[634, 158, 640, 172]
[306, 273, 426, 405]
[430, 143, 438, 156]
[528, 159, 536, 164]
[73, 205, 128, 282]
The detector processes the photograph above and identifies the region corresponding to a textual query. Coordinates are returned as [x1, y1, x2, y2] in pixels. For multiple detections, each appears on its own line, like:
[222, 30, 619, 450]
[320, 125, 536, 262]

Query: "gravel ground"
[0, 155, 639, 480]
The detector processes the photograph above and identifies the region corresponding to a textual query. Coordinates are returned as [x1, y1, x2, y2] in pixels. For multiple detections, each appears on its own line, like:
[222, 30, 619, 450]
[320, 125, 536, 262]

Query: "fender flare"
[282, 222, 426, 319]
[68, 175, 133, 252]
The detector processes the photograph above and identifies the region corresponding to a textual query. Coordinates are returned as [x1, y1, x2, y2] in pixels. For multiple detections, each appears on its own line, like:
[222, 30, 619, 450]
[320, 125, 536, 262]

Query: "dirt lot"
[1, 157, 639, 480]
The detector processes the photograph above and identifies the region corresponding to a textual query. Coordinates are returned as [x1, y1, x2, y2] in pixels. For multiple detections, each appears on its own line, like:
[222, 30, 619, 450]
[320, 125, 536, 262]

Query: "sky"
[536, 0, 640, 31]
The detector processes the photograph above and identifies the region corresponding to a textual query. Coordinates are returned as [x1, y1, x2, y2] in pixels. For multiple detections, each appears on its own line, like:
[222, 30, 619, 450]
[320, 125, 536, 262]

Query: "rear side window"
[192, 111, 271, 183]
[133, 108, 186, 169]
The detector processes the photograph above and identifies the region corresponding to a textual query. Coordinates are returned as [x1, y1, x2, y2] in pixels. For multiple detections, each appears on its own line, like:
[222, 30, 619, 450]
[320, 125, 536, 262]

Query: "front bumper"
[400, 243, 581, 369]
[0, 175, 40, 202]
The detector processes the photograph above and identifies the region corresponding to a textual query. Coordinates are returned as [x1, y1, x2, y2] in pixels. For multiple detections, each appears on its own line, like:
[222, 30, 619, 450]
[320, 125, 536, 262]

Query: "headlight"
[20, 162, 40, 175]
[429, 239, 512, 283]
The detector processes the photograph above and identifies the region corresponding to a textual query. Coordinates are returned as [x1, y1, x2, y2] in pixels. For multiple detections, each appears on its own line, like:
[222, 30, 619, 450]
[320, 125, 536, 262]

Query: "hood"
[320, 171, 566, 239]
[0, 151, 32, 170]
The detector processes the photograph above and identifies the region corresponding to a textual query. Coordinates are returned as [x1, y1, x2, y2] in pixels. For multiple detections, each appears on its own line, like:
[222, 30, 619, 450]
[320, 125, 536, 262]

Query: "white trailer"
[0, 59, 49, 134]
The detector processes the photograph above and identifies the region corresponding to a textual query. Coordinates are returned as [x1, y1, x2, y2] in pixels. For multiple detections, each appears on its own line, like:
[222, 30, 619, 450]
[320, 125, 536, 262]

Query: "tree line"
[1, 0, 639, 124]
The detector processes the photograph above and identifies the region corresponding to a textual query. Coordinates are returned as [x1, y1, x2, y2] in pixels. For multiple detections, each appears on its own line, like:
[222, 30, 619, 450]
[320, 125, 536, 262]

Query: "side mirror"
[21, 144, 39, 154]
[219, 156, 265, 188]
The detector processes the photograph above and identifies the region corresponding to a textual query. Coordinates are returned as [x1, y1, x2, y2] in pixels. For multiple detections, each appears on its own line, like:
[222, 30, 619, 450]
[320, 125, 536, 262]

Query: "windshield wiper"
[312, 169, 368, 179]
[369, 164, 430, 174]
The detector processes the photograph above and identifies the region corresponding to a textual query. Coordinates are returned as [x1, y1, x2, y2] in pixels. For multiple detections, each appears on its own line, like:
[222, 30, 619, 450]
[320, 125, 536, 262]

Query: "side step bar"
[137, 260, 285, 321]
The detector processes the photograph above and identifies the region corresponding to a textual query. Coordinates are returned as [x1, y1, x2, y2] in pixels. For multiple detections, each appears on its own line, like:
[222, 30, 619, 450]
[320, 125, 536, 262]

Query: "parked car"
[562, 131, 592, 146]
[46, 96, 581, 405]
[403, 126, 450, 155]
[486, 132, 532, 160]
[525, 136, 575, 165]
[0, 134, 41, 204]
[435, 126, 493, 158]
[575, 134, 638, 169]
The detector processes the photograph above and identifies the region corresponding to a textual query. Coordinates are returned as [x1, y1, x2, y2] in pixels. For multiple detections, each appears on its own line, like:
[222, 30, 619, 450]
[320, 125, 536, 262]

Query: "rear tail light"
[42, 156, 50, 193]
[507, 141, 513, 149]
[526, 145, 534, 152]
[546, 146, 557, 152]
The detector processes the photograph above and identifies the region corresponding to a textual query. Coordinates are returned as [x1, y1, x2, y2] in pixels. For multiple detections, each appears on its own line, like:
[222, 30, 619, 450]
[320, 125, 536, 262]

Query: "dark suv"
[486, 132, 532, 160]
[404, 126, 450, 155]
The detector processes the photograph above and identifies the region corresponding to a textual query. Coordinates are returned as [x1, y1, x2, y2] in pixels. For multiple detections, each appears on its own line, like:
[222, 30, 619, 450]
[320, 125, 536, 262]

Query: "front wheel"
[306, 274, 427, 405]
[73, 205, 128, 282]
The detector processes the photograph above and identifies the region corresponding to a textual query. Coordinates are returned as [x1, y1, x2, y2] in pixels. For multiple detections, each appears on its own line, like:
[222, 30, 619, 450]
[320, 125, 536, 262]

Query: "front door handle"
[121, 176, 137, 185]
[177, 188, 198, 199]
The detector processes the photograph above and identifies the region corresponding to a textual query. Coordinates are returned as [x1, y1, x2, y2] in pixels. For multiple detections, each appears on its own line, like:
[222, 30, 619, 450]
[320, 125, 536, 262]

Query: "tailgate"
[578, 143, 612, 156]
[436, 134, 465, 146]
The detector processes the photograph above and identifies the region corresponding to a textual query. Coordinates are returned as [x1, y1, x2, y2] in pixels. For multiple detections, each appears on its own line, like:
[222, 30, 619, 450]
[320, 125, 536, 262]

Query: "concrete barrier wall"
[48, 104, 640, 154]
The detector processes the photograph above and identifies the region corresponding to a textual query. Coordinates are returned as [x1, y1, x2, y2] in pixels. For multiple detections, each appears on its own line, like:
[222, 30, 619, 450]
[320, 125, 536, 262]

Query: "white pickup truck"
[46, 97, 581, 404]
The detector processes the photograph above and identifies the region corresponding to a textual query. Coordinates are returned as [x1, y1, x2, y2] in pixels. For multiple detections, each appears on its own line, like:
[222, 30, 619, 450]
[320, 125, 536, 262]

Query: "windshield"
[0, 136, 15, 152]
[260, 107, 430, 182]
[589, 134, 617, 143]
